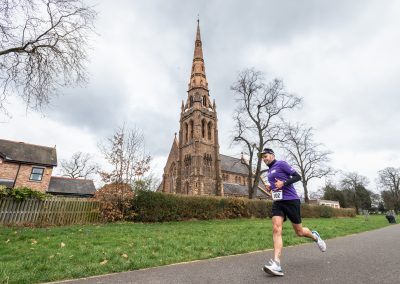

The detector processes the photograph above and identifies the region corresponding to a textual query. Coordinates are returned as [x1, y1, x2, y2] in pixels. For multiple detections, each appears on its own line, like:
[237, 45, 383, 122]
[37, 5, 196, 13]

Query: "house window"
[30, 167, 44, 181]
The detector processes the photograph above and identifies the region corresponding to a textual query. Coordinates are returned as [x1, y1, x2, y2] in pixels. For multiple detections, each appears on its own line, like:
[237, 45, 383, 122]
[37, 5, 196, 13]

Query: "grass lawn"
[0, 215, 390, 284]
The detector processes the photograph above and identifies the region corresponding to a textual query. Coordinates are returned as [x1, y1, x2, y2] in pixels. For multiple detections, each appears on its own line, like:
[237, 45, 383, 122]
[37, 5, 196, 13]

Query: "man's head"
[259, 148, 275, 165]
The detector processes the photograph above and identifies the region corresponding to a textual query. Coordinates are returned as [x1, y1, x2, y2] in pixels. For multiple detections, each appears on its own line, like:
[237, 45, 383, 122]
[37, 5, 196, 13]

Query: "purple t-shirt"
[267, 160, 299, 201]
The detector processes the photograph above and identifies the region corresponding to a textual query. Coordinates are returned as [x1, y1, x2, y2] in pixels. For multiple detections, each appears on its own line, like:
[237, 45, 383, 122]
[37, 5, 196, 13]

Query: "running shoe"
[263, 259, 284, 276]
[312, 230, 327, 252]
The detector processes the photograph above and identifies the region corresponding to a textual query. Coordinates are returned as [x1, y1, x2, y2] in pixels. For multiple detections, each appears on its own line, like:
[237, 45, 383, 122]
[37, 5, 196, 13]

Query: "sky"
[1, 0, 400, 194]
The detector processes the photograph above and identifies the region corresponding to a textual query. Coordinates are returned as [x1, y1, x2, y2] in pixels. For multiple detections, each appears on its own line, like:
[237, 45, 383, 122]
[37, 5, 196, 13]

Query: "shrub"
[0, 186, 47, 201]
[301, 203, 356, 218]
[319, 205, 334, 218]
[332, 207, 356, 217]
[133, 190, 273, 222]
[131, 191, 357, 222]
[0, 185, 10, 198]
[94, 183, 135, 222]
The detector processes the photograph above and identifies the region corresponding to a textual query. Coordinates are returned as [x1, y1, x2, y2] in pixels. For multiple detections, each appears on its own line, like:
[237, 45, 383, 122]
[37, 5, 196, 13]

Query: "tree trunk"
[247, 174, 253, 199]
[302, 180, 309, 203]
[251, 184, 258, 199]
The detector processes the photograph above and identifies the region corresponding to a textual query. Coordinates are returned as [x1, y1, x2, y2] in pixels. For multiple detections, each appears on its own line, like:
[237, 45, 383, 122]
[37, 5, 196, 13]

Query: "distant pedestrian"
[385, 210, 396, 224]
[259, 148, 326, 276]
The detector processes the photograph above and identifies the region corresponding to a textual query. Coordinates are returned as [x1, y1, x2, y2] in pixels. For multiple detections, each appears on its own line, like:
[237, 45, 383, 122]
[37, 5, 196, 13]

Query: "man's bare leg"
[291, 223, 316, 240]
[272, 216, 285, 263]
[292, 223, 326, 252]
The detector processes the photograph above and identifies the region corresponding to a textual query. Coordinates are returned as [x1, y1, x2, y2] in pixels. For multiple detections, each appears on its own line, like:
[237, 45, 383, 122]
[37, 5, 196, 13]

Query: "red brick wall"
[0, 161, 53, 192]
[0, 160, 19, 179]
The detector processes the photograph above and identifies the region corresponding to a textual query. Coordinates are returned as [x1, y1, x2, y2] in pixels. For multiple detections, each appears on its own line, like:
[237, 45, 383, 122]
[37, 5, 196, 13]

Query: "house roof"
[0, 139, 57, 166]
[223, 183, 269, 199]
[0, 179, 14, 188]
[219, 154, 248, 175]
[47, 177, 96, 196]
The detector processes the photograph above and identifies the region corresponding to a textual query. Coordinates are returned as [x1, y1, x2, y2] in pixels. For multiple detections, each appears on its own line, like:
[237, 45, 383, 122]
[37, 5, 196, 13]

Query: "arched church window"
[169, 162, 176, 193]
[203, 96, 206, 106]
[190, 96, 194, 107]
[203, 153, 212, 176]
[184, 123, 188, 143]
[184, 155, 192, 177]
[190, 120, 194, 140]
[207, 122, 212, 140]
[201, 119, 206, 138]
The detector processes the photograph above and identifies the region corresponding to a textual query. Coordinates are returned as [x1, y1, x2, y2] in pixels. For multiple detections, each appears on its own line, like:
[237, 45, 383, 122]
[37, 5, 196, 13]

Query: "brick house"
[0, 139, 96, 197]
[0, 139, 57, 191]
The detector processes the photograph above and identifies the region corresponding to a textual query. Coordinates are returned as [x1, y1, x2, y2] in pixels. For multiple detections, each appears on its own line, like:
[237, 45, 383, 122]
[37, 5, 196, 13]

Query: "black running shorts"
[271, 199, 302, 224]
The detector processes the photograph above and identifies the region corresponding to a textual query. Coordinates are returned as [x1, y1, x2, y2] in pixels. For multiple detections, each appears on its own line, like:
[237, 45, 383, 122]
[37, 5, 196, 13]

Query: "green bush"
[0, 185, 10, 198]
[132, 191, 355, 222]
[300, 204, 356, 218]
[332, 207, 356, 217]
[319, 205, 334, 218]
[0, 186, 47, 201]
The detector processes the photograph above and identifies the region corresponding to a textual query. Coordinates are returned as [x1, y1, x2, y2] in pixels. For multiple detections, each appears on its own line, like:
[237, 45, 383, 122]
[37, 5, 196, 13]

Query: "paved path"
[53, 224, 400, 284]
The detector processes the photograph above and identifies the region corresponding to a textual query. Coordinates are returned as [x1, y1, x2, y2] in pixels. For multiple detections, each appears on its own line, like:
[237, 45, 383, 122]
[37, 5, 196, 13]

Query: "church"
[158, 21, 269, 200]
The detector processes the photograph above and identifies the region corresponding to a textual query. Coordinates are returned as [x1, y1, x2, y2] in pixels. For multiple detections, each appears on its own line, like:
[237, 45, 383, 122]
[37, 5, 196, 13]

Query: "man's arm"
[275, 171, 301, 189]
[283, 171, 301, 186]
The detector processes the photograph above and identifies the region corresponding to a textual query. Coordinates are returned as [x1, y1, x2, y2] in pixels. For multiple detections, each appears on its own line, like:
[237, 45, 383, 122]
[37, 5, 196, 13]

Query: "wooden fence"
[0, 197, 100, 226]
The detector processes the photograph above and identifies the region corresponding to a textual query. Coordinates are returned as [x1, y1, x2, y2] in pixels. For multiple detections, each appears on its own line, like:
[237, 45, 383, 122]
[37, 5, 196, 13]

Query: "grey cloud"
[5, 0, 400, 193]
[45, 82, 128, 138]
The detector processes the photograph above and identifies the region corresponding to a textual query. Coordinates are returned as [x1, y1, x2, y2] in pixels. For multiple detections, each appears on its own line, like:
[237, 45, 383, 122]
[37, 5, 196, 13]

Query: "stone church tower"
[160, 20, 223, 196]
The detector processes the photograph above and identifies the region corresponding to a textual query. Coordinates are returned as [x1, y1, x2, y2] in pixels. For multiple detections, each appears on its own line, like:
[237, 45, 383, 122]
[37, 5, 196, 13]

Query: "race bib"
[272, 190, 283, 201]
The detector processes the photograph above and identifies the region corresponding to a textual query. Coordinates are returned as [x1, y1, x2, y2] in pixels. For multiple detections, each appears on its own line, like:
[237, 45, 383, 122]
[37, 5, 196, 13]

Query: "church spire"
[188, 18, 208, 91]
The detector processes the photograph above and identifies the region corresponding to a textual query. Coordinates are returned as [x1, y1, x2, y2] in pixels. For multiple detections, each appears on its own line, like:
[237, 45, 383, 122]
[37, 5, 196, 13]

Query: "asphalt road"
[52, 224, 400, 284]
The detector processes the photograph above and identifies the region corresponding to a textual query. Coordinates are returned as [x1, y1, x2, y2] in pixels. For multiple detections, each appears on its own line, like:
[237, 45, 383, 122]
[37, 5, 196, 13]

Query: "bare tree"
[377, 167, 400, 213]
[59, 151, 99, 179]
[282, 123, 333, 203]
[0, 0, 96, 113]
[98, 124, 151, 185]
[231, 68, 302, 198]
[341, 172, 370, 213]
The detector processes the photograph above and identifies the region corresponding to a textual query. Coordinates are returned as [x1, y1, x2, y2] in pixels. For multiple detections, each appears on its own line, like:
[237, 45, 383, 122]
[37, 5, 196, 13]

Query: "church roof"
[223, 183, 268, 199]
[188, 19, 208, 91]
[219, 154, 248, 175]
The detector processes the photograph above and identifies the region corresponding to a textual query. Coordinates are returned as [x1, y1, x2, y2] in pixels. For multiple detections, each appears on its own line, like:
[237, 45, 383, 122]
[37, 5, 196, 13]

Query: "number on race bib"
[272, 191, 283, 201]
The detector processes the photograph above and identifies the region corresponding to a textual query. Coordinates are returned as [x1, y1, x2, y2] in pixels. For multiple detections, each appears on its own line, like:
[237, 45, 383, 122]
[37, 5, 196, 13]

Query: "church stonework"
[159, 21, 269, 199]
[161, 20, 223, 196]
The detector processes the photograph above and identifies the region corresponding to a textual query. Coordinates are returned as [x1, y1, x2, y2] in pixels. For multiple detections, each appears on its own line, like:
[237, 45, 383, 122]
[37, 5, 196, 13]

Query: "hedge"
[132, 190, 356, 222]
[0, 185, 48, 201]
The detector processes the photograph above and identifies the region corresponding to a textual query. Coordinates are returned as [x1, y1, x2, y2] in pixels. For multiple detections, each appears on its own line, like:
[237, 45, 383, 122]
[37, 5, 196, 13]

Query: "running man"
[260, 148, 326, 276]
